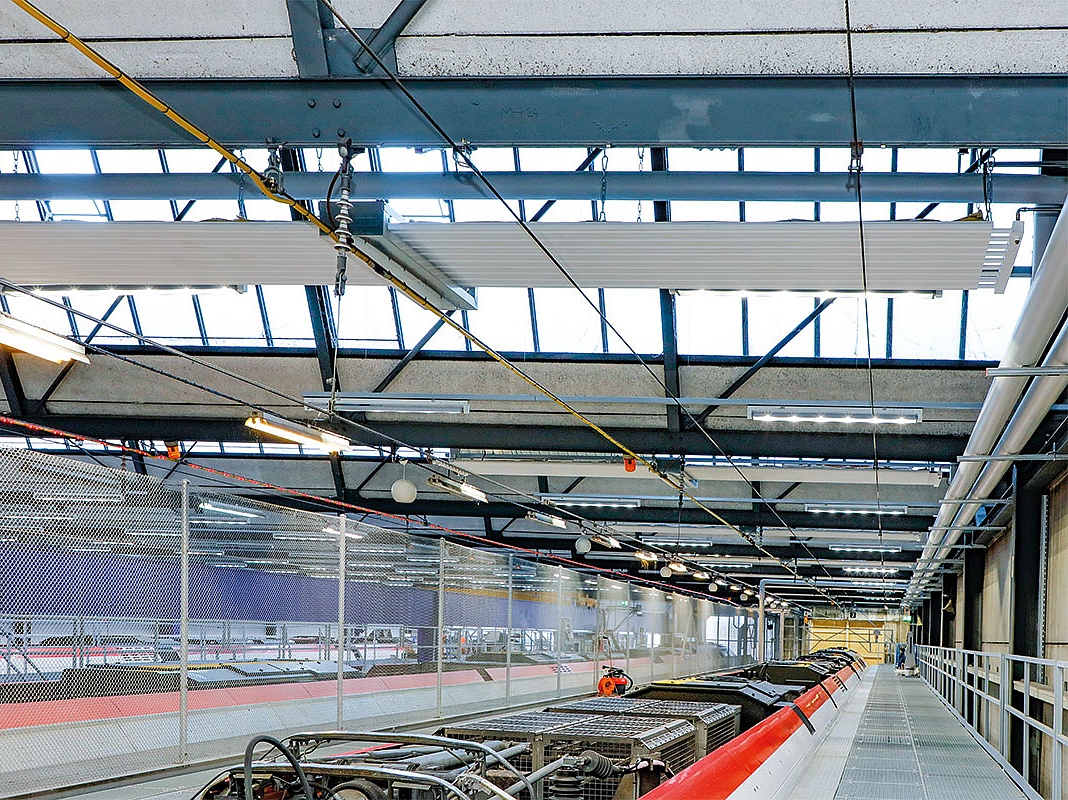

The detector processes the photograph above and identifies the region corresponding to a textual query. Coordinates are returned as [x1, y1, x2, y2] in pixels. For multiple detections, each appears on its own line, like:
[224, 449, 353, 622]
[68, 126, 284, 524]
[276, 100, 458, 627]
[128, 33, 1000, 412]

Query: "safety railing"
[916, 645, 1067, 800]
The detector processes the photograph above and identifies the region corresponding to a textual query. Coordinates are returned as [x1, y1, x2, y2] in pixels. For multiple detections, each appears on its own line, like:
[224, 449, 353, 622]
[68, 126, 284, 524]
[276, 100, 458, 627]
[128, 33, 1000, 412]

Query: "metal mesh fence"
[0, 447, 759, 797]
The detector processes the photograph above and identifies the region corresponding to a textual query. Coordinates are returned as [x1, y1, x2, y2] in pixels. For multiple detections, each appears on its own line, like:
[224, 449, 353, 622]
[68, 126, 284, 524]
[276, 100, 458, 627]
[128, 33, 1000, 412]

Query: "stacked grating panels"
[549, 696, 741, 757]
[445, 711, 600, 775]
[543, 715, 697, 800]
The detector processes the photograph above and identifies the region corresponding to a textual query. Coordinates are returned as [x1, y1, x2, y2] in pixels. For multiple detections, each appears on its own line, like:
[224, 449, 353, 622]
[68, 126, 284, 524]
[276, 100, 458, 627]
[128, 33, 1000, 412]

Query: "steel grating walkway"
[833, 665, 1027, 800]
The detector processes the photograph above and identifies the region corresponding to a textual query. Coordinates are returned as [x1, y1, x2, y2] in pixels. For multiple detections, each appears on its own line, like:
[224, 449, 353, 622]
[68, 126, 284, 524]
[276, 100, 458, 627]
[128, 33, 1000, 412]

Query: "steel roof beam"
[0, 76, 1064, 148]
[1, 170, 1063, 204]
[0, 414, 968, 462]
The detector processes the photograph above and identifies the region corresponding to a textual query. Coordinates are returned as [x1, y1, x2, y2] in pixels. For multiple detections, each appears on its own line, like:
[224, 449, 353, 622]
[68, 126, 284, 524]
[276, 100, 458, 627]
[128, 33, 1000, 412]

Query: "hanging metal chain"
[598, 148, 609, 222]
[636, 147, 645, 223]
[315, 147, 324, 172]
[12, 151, 20, 222]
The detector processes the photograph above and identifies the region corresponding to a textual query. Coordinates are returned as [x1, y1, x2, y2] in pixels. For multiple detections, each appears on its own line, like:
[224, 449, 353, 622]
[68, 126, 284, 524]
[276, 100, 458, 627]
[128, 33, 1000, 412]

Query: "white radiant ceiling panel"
[390, 220, 1014, 292]
[0, 220, 1016, 292]
[0, 221, 370, 287]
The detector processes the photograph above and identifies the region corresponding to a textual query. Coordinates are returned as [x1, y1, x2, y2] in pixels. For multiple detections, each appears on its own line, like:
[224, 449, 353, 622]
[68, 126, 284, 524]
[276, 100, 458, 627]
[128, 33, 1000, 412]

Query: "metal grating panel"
[833, 666, 1027, 799]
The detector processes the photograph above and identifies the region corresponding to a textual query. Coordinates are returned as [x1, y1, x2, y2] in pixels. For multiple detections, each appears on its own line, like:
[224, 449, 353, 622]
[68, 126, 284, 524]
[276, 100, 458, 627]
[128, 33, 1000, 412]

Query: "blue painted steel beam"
[0, 413, 966, 462]
[1, 170, 1063, 203]
[0, 77, 1064, 148]
[285, 0, 332, 78]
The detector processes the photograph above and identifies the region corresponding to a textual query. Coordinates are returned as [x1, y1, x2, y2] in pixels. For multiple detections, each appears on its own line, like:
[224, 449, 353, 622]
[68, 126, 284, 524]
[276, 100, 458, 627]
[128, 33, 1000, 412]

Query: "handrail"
[915, 644, 1066, 800]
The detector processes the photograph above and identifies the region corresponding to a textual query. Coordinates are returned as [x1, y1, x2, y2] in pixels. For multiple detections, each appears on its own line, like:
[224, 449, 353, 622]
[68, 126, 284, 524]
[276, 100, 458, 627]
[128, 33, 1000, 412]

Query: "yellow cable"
[12, 0, 834, 599]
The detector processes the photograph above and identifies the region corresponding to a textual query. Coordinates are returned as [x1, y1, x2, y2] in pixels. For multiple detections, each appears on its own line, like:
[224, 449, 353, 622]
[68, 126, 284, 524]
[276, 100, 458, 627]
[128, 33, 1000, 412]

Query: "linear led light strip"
[542, 495, 642, 508]
[303, 393, 470, 415]
[0, 313, 90, 364]
[748, 405, 922, 425]
[806, 503, 909, 516]
[198, 502, 260, 519]
[245, 413, 350, 453]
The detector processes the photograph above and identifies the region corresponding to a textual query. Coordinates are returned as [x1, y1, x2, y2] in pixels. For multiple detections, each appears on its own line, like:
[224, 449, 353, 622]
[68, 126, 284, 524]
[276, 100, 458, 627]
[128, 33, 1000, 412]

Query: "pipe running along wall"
[907, 204, 1068, 602]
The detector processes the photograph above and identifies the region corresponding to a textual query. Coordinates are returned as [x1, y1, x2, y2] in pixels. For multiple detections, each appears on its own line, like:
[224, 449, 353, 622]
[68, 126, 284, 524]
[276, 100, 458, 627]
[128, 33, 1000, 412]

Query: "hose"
[243, 734, 313, 800]
[326, 778, 388, 800]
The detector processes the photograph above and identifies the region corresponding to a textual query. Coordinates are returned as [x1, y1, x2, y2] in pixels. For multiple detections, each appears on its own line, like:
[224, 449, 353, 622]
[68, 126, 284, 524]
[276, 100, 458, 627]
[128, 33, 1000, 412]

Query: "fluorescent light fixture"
[541, 494, 642, 508]
[844, 566, 899, 575]
[303, 393, 470, 415]
[591, 533, 621, 549]
[322, 526, 365, 540]
[526, 511, 568, 529]
[37, 493, 123, 503]
[729, 584, 743, 591]
[634, 550, 658, 562]
[667, 560, 687, 574]
[426, 474, 488, 503]
[829, 545, 902, 554]
[748, 405, 922, 425]
[0, 313, 90, 364]
[198, 502, 260, 519]
[692, 571, 710, 581]
[806, 503, 908, 516]
[245, 413, 350, 453]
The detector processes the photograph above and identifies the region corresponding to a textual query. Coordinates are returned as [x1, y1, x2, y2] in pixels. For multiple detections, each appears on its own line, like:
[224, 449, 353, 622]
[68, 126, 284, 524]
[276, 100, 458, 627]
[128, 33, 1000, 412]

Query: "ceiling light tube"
[303, 393, 470, 414]
[526, 511, 568, 529]
[426, 474, 488, 503]
[844, 566, 899, 575]
[198, 502, 261, 519]
[634, 550, 658, 562]
[829, 545, 903, 554]
[667, 560, 687, 574]
[0, 313, 90, 364]
[748, 405, 922, 425]
[245, 413, 350, 453]
[806, 503, 908, 516]
[322, 526, 365, 540]
[541, 495, 642, 508]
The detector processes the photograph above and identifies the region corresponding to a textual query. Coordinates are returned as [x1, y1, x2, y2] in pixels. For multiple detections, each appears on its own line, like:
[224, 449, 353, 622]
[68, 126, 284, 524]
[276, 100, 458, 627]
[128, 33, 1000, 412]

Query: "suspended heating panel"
[390, 220, 1021, 292]
[0, 219, 1020, 293]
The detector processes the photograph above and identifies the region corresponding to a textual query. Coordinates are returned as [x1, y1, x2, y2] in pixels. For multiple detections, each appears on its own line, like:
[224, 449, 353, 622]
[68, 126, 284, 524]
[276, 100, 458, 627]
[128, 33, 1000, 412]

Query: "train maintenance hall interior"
[0, 1, 1066, 799]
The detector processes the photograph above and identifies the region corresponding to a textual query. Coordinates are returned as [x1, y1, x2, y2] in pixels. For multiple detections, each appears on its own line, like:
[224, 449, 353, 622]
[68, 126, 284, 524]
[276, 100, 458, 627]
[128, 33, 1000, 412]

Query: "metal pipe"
[907, 203, 1067, 600]
[0, 171, 1062, 203]
[927, 319, 1068, 568]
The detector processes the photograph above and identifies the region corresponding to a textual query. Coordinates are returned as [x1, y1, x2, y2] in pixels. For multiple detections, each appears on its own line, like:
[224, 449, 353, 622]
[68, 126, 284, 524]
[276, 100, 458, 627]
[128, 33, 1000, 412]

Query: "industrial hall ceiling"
[0, 0, 1065, 611]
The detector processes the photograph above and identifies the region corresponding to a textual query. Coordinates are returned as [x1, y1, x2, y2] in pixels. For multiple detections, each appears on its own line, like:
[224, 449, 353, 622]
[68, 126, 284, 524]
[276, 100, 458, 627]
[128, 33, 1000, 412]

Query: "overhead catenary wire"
[10, 0, 841, 607]
[316, 0, 843, 604]
[842, 0, 890, 587]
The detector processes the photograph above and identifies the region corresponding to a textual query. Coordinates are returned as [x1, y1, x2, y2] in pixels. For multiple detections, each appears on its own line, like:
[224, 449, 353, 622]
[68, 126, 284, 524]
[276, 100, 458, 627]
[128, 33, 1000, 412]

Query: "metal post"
[757, 583, 766, 662]
[506, 553, 514, 707]
[556, 569, 564, 696]
[336, 514, 346, 728]
[179, 480, 189, 764]
[436, 538, 445, 718]
[1000, 653, 1011, 757]
[1053, 664, 1063, 797]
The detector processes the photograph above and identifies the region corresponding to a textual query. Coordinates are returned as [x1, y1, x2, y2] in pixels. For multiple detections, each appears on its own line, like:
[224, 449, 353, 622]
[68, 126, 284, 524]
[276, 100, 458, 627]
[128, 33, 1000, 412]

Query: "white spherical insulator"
[660, 566, 674, 578]
[390, 478, 418, 504]
[574, 536, 593, 555]
[709, 583, 718, 592]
